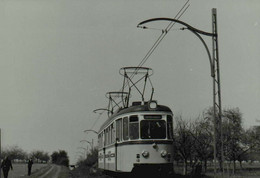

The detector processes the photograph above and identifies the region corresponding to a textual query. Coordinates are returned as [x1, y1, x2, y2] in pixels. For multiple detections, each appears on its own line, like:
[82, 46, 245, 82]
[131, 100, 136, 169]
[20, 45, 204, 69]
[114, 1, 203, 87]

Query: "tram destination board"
[143, 115, 162, 119]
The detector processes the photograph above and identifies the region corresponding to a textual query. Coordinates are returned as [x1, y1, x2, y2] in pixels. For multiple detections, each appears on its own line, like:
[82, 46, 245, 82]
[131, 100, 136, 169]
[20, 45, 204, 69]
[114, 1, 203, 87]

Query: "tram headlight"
[148, 100, 157, 110]
[142, 150, 149, 158]
[161, 150, 168, 158]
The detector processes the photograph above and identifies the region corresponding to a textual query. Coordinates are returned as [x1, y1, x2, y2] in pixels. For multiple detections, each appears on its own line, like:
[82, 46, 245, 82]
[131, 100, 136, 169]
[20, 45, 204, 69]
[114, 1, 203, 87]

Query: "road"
[22, 164, 69, 178]
[1, 163, 69, 178]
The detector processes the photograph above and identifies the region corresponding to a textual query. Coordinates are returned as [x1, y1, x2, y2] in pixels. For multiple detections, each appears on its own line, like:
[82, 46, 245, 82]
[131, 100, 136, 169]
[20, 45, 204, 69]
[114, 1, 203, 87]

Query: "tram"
[97, 67, 174, 177]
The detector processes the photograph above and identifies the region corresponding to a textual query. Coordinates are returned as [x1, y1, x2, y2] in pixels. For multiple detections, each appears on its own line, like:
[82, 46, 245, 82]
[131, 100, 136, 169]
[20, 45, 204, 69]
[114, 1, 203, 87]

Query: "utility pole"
[138, 8, 224, 177]
[212, 9, 224, 176]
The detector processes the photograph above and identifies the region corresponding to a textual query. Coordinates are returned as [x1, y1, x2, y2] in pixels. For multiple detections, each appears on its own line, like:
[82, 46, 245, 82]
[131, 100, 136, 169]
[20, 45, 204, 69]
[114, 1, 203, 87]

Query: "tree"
[74, 148, 103, 177]
[190, 116, 213, 172]
[42, 152, 50, 163]
[243, 126, 260, 162]
[203, 107, 247, 173]
[203, 107, 225, 170]
[30, 150, 50, 163]
[174, 115, 195, 175]
[2, 145, 27, 161]
[173, 107, 247, 175]
[85, 148, 98, 167]
[245, 126, 260, 151]
[222, 108, 244, 173]
[30, 150, 44, 163]
[51, 150, 69, 167]
[51, 151, 59, 164]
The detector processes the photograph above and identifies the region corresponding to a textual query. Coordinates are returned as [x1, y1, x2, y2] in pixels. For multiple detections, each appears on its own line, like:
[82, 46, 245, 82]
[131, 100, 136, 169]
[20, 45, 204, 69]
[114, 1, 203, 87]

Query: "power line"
[136, 1, 190, 70]
[91, 0, 190, 130]
[120, 1, 190, 94]
[120, 1, 190, 93]
[90, 112, 103, 130]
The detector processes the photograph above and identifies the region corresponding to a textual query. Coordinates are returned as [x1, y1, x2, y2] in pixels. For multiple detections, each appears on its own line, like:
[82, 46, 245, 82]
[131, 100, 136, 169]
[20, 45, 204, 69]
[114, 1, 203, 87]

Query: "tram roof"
[98, 103, 173, 132]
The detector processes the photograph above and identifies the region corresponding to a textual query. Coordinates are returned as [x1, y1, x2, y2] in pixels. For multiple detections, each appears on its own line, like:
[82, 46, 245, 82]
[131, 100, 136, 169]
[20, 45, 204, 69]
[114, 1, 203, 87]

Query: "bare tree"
[243, 126, 260, 163]
[222, 108, 244, 173]
[30, 150, 50, 163]
[190, 116, 213, 172]
[2, 145, 27, 161]
[174, 115, 195, 175]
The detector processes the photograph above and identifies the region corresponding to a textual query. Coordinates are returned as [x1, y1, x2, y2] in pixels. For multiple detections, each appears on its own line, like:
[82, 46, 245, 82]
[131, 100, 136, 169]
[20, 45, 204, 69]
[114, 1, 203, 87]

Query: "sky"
[0, 0, 259, 164]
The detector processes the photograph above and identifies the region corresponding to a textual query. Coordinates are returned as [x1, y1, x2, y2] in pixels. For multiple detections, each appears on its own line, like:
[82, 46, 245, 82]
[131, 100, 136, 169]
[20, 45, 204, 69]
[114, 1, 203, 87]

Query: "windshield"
[140, 120, 166, 139]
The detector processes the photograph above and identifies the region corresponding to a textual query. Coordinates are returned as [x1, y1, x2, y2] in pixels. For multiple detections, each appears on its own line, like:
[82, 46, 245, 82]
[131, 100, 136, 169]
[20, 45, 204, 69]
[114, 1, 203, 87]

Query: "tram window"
[167, 115, 173, 139]
[101, 132, 104, 147]
[116, 119, 122, 141]
[103, 130, 105, 146]
[123, 117, 129, 140]
[140, 120, 166, 139]
[99, 134, 103, 148]
[109, 125, 112, 144]
[98, 134, 100, 148]
[110, 124, 113, 144]
[104, 130, 107, 146]
[111, 123, 115, 143]
[130, 115, 139, 122]
[108, 127, 111, 145]
[106, 128, 109, 145]
[110, 126, 112, 144]
[103, 132, 105, 147]
[101, 132, 103, 147]
[106, 129, 109, 145]
[129, 115, 139, 140]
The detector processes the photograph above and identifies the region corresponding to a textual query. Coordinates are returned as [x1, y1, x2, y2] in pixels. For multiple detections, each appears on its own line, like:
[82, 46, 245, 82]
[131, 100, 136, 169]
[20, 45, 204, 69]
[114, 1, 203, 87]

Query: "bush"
[51, 150, 69, 167]
[71, 148, 106, 177]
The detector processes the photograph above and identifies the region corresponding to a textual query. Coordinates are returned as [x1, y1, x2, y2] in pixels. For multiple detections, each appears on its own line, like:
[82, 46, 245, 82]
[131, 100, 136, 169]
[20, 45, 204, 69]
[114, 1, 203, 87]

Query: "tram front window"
[140, 120, 166, 139]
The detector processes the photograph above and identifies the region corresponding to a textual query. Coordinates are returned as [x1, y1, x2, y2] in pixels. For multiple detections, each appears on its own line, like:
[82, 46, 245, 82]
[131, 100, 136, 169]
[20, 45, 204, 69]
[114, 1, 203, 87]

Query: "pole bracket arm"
[138, 17, 217, 37]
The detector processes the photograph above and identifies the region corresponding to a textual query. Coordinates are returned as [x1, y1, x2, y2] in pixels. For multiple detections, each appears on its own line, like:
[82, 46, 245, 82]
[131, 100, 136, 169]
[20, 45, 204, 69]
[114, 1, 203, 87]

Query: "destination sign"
[144, 115, 162, 119]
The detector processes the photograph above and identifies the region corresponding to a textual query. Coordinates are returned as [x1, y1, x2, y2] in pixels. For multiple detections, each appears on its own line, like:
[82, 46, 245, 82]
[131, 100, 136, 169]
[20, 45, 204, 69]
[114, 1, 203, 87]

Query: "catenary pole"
[212, 8, 224, 176]
[138, 8, 223, 177]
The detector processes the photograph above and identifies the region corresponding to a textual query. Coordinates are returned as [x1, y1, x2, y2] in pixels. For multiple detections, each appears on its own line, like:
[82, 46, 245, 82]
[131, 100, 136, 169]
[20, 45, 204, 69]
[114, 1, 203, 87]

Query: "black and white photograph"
[0, 0, 259, 177]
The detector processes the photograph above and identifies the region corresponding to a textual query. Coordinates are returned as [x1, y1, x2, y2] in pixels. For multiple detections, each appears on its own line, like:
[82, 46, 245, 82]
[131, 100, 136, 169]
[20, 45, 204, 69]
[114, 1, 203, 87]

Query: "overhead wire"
[90, 111, 103, 130]
[90, 0, 190, 130]
[119, 0, 190, 95]
[119, 0, 190, 103]
[136, 2, 190, 70]
[120, 0, 190, 94]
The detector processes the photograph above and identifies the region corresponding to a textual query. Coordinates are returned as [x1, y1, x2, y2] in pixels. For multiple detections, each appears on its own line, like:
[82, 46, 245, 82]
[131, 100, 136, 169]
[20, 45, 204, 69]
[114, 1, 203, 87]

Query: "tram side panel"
[98, 147, 116, 171]
[116, 144, 135, 172]
[105, 146, 116, 171]
[98, 150, 104, 169]
[116, 144, 123, 171]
